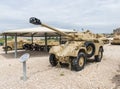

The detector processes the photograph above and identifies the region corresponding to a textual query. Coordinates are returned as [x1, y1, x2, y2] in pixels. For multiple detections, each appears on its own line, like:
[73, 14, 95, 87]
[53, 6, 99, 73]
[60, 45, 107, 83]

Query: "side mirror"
[29, 17, 42, 25]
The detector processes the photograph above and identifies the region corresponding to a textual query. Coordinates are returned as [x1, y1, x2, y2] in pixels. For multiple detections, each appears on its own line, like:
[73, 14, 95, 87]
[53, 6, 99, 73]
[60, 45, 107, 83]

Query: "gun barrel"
[41, 24, 73, 37]
[29, 17, 73, 38]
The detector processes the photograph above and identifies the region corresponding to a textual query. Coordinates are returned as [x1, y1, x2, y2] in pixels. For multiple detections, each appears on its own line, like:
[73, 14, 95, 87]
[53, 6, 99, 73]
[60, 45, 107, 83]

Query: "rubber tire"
[34, 44, 40, 51]
[40, 47, 44, 51]
[71, 52, 86, 71]
[7, 46, 12, 51]
[29, 44, 34, 51]
[85, 42, 95, 58]
[49, 54, 58, 66]
[95, 48, 103, 62]
[23, 44, 30, 50]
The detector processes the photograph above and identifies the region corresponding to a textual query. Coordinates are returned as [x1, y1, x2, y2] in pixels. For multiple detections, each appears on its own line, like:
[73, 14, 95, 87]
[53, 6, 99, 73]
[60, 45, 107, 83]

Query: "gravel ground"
[0, 44, 120, 89]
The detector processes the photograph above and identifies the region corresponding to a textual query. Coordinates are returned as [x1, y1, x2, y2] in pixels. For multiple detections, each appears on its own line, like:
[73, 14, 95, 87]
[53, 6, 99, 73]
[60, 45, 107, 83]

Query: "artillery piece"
[29, 17, 104, 71]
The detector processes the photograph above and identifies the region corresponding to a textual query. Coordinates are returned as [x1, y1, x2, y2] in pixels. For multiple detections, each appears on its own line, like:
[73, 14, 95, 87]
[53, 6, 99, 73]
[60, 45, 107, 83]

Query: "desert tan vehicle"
[29, 17, 104, 71]
[34, 39, 59, 51]
[3, 38, 29, 51]
[96, 34, 109, 44]
[111, 35, 120, 45]
[33, 39, 45, 51]
[61, 30, 96, 44]
[48, 40, 59, 46]
[23, 39, 59, 51]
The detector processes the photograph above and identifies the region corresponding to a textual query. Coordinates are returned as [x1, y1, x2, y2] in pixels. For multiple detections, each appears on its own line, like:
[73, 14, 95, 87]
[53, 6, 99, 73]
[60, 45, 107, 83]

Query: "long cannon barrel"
[29, 17, 74, 38]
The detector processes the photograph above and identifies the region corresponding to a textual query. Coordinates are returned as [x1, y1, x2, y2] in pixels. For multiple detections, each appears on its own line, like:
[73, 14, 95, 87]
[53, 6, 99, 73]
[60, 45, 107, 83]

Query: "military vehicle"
[96, 34, 109, 44]
[23, 39, 59, 51]
[111, 35, 120, 45]
[23, 43, 34, 50]
[3, 38, 29, 51]
[23, 39, 44, 51]
[29, 17, 104, 71]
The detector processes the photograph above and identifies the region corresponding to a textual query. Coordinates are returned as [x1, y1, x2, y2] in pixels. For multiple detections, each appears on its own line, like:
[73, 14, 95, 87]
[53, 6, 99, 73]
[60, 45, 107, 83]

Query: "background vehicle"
[3, 38, 30, 51]
[111, 35, 120, 45]
[96, 34, 109, 44]
[23, 39, 59, 51]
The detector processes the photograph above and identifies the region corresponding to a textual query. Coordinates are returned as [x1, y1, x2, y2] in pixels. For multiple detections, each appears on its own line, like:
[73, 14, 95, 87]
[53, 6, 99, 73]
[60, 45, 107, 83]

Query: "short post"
[19, 53, 30, 81]
[23, 61, 27, 81]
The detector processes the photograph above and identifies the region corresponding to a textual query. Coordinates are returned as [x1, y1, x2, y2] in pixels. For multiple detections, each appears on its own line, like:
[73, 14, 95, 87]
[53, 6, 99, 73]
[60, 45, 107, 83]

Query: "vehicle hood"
[49, 41, 83, 57]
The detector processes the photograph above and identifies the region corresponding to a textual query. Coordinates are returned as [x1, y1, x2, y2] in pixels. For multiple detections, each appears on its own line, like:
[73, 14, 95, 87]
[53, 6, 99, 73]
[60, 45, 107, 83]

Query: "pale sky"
[0, 0, 120, 33]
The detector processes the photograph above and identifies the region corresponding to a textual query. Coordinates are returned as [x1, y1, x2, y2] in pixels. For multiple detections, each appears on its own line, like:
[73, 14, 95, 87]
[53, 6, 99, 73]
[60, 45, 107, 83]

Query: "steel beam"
[14, 33, 17, 58]
[5, 34, 7, 54]
[59, 35, 61, 44]
[44, 33, 48, 52]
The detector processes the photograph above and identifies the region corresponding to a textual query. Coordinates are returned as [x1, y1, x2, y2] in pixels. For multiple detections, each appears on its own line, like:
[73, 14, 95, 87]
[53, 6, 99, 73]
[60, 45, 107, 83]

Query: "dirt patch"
[112, 65, 120, 89]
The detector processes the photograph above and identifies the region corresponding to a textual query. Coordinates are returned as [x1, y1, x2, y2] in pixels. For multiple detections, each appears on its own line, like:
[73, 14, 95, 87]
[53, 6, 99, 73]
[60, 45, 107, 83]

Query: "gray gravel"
[0, 44, 120, 89]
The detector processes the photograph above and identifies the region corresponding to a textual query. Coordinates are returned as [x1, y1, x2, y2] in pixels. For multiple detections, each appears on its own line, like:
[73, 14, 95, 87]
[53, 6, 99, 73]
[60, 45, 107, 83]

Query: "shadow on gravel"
[57, 58, 96, 70]
[0, 50, 49, 59]
[87, 59, 95, 63]
[86, 58, 97, 66]
[112, 65, 120, 89]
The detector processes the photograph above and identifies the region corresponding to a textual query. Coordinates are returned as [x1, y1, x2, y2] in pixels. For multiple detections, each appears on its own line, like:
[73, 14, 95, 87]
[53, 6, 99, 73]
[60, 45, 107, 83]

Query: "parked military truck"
[96, 34, 109, 44]
[111, 35, 120, 45]
[29, 17, 104, 71]
[3, 38, 29, 51]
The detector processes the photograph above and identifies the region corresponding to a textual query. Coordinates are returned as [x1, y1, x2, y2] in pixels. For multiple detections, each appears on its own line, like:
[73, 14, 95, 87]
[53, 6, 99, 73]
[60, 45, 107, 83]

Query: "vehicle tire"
[7, 46, 12, 51]
[34, 44, 38, 51]
[49, 54, 58, 66]
[47, 47, 51, 52]
[71, 52, 86, 71]
[23, 44, 29, 50]
[29, 44, 34, 51]
[85, 42, 95, 58]
[40, 47, 44, 51]
[95, 48, 103, 62]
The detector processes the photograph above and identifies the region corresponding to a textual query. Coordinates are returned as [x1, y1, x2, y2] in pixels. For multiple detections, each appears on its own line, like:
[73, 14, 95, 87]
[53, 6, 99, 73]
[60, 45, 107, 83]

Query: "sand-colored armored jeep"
[30, 17, 104, 71]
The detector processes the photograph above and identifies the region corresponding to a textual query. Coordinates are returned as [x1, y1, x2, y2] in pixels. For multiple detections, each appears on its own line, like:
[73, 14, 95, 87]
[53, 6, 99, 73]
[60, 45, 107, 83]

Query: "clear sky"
[0, 0, 120, 33]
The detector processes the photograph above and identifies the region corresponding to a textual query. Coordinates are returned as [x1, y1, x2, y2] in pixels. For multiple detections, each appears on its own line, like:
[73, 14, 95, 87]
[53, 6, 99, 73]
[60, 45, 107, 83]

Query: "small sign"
[19, 53, 30, 63]
[19, 53, 30, 81]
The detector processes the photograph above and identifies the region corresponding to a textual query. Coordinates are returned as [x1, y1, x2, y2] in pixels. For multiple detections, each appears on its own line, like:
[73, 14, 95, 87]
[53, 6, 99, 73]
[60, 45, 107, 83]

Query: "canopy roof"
[2, 27, 76, 37]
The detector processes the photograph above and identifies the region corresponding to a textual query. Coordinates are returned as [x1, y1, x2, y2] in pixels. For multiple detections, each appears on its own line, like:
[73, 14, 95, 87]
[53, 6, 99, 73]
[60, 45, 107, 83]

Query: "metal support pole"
[5, 34, 7, 54]
[59, 35, 61, 44]
[45, 33, 48, 52]
[14, 33, 17, 58]
[23, 61, 27, 81]
[31, 35, 33, 44]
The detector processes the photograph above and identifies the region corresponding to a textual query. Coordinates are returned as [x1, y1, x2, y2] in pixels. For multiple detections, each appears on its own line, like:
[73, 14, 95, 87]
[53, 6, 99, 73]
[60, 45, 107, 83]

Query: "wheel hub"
[79, 57, 84, 67]
[87, 46, 93, 54]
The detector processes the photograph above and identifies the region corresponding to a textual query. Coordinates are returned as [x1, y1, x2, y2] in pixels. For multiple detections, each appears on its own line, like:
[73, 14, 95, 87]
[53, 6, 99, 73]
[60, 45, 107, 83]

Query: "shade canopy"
[2, 27, 76, 37]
